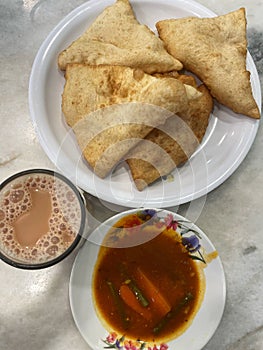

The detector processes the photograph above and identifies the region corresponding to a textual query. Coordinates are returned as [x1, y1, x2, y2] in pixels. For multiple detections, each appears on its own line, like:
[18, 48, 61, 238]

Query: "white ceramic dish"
[69, 208, 226, 350]
[29, 0, 261, 208]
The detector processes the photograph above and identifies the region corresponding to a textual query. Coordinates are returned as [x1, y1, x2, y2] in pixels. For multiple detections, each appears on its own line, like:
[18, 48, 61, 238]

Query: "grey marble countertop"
[0, 1, 262, 349]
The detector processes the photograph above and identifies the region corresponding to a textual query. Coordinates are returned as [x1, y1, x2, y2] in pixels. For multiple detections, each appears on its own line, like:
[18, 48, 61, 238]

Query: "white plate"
[29, 0, 261, 208]
[69, 208, 226, 350]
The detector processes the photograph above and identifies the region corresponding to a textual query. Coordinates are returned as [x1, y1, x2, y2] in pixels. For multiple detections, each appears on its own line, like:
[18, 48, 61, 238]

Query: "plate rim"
[69, 207, 227, 350]
[28, 0, 261, 208]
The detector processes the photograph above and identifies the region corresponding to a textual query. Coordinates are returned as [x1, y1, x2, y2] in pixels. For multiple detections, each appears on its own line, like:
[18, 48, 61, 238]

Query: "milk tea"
[0, 171, 84, 264]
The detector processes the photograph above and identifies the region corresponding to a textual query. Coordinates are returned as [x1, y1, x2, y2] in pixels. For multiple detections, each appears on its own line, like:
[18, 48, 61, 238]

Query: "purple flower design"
[182, 235, 201, 253]
[138, 209, 157, 221]
[115, 339, 123, 349]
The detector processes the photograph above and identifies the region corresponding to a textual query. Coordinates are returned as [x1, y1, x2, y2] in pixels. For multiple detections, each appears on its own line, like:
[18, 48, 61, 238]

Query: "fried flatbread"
[62, 64, 201, 178]
[58, 0, 182, 73]
[126, 78, 213, 191]
[156, 8, 260, 119]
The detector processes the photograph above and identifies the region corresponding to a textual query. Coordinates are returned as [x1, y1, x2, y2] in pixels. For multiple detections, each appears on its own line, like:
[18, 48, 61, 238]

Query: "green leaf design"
[189, 255, 206, 264]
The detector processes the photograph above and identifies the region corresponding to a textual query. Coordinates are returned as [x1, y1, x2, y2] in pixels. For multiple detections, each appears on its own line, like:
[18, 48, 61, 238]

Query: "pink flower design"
[164, 213, 178, 231]
[103, 333, 169, 350]
[106, 332, 117, 343]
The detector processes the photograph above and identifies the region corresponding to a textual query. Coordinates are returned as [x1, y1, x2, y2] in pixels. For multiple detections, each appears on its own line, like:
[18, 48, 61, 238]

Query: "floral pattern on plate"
[101, 209, 209, 349]
[103, 332, 168, 350]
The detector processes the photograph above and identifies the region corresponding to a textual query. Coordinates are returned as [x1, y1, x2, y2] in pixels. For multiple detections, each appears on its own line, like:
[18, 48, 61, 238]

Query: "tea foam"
[0, 173, 82, 264]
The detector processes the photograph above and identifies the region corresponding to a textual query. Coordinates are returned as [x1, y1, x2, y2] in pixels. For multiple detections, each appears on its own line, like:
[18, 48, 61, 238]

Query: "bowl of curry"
[69, 209, 226, 350]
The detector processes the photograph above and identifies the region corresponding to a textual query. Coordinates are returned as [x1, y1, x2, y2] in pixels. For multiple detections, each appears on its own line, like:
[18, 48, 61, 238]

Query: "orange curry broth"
[92, 213, 205, 343]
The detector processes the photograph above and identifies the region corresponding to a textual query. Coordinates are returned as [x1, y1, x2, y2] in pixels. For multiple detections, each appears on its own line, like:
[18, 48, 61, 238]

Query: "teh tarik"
[0, 171, 85, 266]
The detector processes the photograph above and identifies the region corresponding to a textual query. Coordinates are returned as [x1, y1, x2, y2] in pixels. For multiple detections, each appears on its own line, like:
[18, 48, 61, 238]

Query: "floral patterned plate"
[69, 209, 226, 350]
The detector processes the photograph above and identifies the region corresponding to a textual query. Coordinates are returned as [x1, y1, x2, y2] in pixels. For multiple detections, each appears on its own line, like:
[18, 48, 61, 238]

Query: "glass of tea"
[0, 169, 87, 269]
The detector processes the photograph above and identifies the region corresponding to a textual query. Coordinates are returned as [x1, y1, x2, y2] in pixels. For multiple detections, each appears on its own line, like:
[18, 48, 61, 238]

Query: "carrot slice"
[119, 284, 152, 320]
[135, 267, 171, 318]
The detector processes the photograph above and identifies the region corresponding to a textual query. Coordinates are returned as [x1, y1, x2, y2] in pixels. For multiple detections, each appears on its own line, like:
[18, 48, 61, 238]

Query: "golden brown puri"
[62, 64, 201, 127]
[127, 79, 213, 191]
[58, 1, 258, 190]
[62, 64, 201, 178]
[156, 8, 260, 119]
[58, 0, 182, 74]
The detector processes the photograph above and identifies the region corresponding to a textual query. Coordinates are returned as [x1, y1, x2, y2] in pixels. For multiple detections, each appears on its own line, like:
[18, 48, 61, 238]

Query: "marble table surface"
[0, 1, 262, 349]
